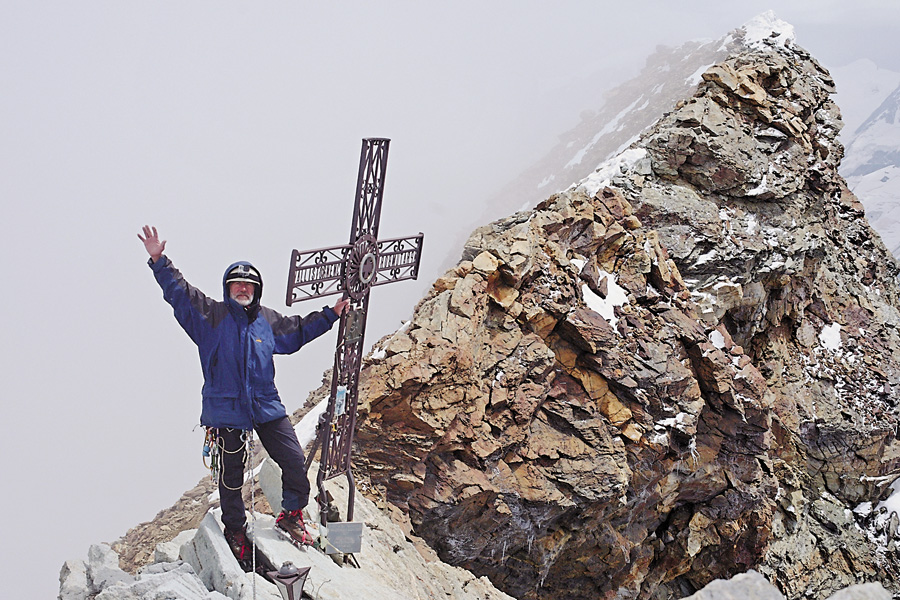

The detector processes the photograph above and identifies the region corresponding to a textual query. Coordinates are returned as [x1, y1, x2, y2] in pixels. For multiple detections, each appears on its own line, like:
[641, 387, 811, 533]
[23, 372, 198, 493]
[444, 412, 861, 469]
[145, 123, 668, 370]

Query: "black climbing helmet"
[225, 264, 261, 287]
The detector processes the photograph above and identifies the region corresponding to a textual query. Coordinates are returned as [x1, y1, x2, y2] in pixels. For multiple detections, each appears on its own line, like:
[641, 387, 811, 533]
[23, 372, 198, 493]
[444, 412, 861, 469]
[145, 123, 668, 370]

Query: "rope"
[204, 427, 251, 491]
[247, 429, 257, 600]
[203, 427, 250, 489]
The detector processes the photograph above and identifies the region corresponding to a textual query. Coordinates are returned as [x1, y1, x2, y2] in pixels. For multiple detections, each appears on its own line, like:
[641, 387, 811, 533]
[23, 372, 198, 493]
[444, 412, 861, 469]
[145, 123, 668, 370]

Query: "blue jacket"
[150, 256, 339, 430]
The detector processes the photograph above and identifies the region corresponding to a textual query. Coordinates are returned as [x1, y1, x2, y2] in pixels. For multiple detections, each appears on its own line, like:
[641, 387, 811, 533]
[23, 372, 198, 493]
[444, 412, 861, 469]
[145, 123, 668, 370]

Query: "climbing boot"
[275, 509, 315, 547]
[223, 525, 254, 571]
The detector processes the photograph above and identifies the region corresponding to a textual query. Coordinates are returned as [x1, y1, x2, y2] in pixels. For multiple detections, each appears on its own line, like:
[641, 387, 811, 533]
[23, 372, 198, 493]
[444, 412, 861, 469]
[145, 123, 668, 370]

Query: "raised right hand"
[138, 225, 167, 263]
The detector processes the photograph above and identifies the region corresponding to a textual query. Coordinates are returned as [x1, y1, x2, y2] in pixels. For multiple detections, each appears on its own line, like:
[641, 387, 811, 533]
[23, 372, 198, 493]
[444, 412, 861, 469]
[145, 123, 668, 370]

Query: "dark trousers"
[218, 416, 310, 533]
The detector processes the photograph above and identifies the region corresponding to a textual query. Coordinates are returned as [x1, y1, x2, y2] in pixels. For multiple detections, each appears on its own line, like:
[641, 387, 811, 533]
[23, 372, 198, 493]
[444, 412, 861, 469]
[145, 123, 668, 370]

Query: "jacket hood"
[223, 260, 263, 316]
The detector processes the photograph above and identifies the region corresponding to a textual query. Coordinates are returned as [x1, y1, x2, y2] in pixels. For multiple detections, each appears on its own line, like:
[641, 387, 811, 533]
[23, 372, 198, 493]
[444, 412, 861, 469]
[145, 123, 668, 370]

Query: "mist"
[2, 2, 899, 597]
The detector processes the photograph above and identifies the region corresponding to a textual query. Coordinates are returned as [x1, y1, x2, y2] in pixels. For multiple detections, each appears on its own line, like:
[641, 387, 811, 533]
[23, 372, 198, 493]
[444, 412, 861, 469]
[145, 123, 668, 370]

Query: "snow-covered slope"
[832, 59, 900, 138]
[842, 82, 900, 257]
[827, 59, 900, 258]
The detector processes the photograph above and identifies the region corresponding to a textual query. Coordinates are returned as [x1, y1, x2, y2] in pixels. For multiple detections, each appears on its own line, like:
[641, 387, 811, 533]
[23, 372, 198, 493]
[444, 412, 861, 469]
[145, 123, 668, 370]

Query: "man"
[138, 225, 348, 568]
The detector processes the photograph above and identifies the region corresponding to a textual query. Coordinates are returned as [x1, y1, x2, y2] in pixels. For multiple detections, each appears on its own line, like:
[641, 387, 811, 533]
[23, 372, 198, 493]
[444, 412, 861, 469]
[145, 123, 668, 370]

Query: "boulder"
[179, 511, 280, 600]
[682, 570, 784, 600]
[94, 562, 228, 600]
[58, 559, 89, 600]
[87, 543, 134, 593]
[154, 528, 197, 564]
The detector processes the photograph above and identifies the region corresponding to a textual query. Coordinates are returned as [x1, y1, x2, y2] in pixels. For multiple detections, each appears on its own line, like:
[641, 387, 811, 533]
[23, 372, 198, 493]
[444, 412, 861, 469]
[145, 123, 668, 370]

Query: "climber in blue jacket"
[138, 225, 348, 568]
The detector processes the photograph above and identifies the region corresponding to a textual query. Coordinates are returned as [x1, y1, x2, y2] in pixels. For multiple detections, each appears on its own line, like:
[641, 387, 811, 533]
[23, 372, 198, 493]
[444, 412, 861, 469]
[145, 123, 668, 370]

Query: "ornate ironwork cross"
[285, 138, 423, 530]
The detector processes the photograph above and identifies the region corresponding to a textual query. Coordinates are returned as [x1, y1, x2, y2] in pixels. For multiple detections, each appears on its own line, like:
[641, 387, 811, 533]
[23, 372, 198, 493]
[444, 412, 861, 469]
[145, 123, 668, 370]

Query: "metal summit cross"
[285, 138, 423, 537]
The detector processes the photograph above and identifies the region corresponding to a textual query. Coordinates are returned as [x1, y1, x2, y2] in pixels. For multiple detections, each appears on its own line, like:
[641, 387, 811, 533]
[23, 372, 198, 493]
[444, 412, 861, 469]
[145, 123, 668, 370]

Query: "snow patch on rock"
[574, 148, 648, 198]
[819, 323, 843, 352]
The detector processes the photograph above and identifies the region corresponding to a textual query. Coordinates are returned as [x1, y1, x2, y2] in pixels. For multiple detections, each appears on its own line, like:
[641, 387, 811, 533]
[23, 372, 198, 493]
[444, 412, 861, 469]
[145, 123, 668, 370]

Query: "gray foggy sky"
[2, 2, 899, 597]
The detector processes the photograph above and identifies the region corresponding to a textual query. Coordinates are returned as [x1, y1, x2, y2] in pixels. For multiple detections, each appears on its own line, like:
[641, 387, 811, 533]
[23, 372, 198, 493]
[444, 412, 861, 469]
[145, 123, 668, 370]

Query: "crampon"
[274, 509, 315, 547]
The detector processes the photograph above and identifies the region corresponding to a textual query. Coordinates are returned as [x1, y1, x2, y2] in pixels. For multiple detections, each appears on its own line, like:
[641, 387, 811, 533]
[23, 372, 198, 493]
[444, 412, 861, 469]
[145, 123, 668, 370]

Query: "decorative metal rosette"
[344, 234, 379, 300]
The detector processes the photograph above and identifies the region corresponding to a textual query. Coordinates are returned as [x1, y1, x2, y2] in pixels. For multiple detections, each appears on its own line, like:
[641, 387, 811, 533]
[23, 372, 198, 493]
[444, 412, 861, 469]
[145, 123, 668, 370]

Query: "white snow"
[687, 63, 714, 86]
[650, 431, 669, 446]
[818, 323, 843, 351]
[712, 280, 735, 292]
[854, 501, 873, 516]
[609, 134, 641, 161]
[295, 397, 329, 449]
[691, 290, 716, 315]
[574, 148, 648, 197]
[694, 249, 718, 266]
[878, 477, 900, 520]
[717, 33, 735, 52]
[370, 347, 386, 360]
[710, 330, 726, 349]
[581, 269, 629, 331]
[537, 173, 555, 189]
[746, 174, 769, 196]
[746, 214, 759, 235]
[565, 96, 646, 169]
[742, 11, 795, 49]
[657, 412, 691, 432]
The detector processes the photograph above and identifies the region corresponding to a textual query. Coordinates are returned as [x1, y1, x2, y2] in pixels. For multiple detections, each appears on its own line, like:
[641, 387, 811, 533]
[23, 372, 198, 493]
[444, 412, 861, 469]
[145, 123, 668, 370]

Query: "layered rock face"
[353, 30, 900, 600]
[636, 44, 900, 597]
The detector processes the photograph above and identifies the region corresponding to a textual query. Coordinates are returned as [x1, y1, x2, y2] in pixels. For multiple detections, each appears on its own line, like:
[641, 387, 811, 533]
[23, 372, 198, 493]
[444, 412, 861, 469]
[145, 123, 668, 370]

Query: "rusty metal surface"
[285, 233, 424, 305]
[287, 138, 423, 527]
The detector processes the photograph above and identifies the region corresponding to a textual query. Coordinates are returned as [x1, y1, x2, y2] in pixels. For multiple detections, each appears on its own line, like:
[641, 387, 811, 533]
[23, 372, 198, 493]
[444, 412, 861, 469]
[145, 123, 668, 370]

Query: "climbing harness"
[202, 427, 251, 490]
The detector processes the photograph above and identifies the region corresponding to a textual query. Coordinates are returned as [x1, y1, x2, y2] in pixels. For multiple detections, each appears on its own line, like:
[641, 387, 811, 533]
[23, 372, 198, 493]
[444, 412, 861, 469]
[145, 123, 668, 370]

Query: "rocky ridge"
[60, 13, 900, 600]
[351, 16, 900, 600]
[474, 13, 790, 234]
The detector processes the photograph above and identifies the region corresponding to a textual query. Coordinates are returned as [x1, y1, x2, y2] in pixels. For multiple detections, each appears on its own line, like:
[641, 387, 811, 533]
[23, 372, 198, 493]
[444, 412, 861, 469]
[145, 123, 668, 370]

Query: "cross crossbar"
[285, 234, 424, 305]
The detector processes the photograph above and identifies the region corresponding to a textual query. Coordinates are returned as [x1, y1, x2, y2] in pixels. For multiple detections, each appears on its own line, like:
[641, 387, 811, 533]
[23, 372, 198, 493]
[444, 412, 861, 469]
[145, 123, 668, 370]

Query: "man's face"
[229, 281, 256, 307]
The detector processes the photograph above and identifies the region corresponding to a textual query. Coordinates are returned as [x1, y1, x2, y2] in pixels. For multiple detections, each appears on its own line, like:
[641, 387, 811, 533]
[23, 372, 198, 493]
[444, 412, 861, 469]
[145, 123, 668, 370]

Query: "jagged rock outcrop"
[60, 542, 229, 600]
[474, 36, 731, 227]
[472, 12, 797, 244]
[629, 38, 900, 599]
[356, 173, 781, 600]
[630, 40, 900, 600]
[352, 15, 900, 600]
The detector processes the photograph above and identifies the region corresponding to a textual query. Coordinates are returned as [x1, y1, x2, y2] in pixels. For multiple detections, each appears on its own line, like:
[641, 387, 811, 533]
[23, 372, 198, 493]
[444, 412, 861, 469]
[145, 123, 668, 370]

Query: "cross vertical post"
[285, 138, 423, 538]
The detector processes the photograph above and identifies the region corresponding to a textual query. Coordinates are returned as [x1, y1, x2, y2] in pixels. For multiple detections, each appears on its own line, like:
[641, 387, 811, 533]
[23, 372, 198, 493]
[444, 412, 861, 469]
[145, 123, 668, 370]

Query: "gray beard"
[231, 293, 253, 307]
